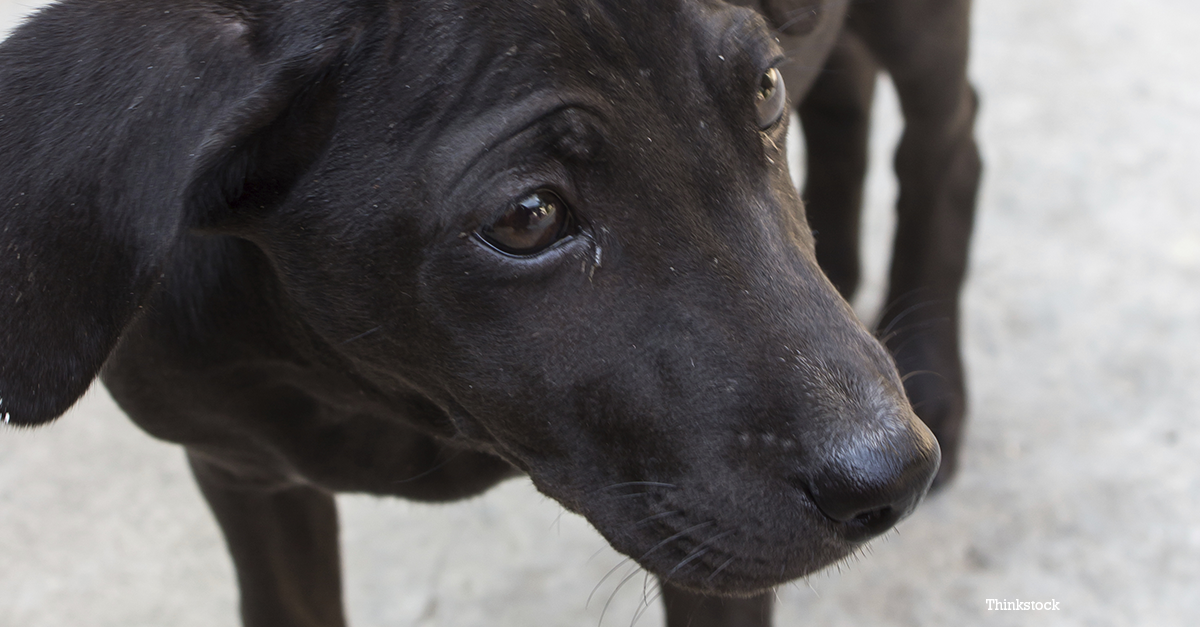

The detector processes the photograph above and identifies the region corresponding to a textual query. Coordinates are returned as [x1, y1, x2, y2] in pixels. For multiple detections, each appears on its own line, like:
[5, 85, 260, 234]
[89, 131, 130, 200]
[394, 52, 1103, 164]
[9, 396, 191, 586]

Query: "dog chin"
[581, 511, 860, 596]
[668, 581, 777, 599]
[647, 546, 856, 597]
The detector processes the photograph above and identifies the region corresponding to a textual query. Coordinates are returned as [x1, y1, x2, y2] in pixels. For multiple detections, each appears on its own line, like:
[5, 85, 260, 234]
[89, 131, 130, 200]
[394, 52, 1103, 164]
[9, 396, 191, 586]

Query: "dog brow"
[554, 0, 639, 78]
[720, 7, 783, 66]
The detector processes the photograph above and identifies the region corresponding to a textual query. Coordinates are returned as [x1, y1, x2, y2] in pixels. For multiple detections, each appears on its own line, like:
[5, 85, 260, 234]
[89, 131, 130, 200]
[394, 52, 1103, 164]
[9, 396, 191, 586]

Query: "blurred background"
[2, 0, 1197, 625]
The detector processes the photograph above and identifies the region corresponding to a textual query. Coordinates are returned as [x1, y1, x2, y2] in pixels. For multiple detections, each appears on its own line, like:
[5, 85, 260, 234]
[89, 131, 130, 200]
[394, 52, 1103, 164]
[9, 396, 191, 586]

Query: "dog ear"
[0, 2, 348, 426]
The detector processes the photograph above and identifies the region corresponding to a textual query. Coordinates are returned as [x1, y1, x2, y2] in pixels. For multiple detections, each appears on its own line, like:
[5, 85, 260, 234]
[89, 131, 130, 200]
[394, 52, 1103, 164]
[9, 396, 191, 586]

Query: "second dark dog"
[0, 1, 977, 625]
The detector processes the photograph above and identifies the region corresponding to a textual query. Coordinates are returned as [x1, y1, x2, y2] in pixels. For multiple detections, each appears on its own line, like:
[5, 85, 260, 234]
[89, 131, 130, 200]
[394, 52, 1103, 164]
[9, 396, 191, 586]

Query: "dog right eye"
[477, 190, 574, 256]
[755, 67, 787, 129]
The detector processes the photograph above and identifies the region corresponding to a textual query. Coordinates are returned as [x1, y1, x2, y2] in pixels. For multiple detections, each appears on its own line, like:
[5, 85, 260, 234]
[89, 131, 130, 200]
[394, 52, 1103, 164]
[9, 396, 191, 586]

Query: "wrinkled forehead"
[402, 0, 780, 112]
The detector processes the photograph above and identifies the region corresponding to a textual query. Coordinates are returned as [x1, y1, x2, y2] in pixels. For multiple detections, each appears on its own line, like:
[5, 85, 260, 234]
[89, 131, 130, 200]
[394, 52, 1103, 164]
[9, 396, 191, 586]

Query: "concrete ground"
[2, 0, 1198, 625]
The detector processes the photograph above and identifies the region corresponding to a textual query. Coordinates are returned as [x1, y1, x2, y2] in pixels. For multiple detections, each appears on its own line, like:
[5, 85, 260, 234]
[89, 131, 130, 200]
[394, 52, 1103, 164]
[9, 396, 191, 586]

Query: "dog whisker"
[875, 286, 938, 321]
[877, 317, 947, 345]
[773, 8, 819, 33]
[886, 319, 953, 356]
[588, 556, 633, 608]
[806, 576, 821, 598]
[638, 521, 716, 562]
[338, 325, 383, 345]
[771, 0, 853, 38]
[590, 520, 717, 617]
[630, 585, 662, 627]
[549, 508, 567, 533]
[664, 529, 735, 579]
[704, 556, 737, 583]
[634, 510, 682, 527]
[586, 545, 612, 566]
[591, 481, 678, 494]
[606, 491, 667, 501]
[825, 542, 875, 578]
[600, 563, 644, 627]
[877, 299, 943, 339]
[900, 369, 948, 387]
[665, 547, 710, 579]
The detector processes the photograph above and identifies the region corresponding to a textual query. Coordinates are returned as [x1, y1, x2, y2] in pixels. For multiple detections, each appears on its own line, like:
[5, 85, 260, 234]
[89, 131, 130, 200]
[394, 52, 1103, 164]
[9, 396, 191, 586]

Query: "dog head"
[0, 0, 937, 595]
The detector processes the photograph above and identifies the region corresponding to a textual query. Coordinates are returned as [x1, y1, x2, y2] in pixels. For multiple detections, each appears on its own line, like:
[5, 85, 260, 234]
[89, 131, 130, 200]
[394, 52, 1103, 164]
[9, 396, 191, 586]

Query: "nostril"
[805, 479, 911, 542]
[852, 505, 893, 527]
[842, 504, 904, 540]
[806, 479, 905, 528]
[803, 420, 941, 541]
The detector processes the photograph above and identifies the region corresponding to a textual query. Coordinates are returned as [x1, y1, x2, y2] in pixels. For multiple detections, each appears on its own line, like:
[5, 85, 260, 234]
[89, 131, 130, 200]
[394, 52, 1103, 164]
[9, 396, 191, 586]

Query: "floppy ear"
[0, 1, 348, 426]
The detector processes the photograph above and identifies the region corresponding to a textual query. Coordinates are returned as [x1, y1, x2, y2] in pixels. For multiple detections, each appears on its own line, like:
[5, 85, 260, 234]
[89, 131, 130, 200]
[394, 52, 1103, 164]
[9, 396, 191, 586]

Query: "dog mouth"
[528, 475, 867, 596]
[598, 513, 853, 596]
[514, 410, 939, 595]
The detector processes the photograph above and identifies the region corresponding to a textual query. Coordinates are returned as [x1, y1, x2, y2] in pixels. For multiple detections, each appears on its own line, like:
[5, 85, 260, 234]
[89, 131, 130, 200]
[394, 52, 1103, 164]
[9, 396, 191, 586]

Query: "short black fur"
[1, 1, 978, 625]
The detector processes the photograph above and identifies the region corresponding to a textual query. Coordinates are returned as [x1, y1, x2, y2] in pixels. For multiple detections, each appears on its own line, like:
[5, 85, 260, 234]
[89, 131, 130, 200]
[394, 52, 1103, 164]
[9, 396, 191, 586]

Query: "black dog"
[0, 1, 977, 625]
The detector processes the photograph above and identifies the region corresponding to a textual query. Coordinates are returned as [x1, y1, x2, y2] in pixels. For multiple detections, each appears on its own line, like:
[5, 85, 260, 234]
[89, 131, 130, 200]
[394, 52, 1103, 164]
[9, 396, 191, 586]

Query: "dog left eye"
[755, 67, 787, 129]
[477, 190, 574, 256]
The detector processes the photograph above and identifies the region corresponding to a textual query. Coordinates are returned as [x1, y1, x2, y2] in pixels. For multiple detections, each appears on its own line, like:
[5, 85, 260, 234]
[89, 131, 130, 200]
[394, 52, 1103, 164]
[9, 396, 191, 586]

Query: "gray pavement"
[2, 0, 1198, 625]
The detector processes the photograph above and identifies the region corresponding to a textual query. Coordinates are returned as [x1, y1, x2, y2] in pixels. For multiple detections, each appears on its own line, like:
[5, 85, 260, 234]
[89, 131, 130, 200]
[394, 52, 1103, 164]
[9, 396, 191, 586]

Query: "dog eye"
[755, 67, 787, 129]
[477, 190, 573, 256]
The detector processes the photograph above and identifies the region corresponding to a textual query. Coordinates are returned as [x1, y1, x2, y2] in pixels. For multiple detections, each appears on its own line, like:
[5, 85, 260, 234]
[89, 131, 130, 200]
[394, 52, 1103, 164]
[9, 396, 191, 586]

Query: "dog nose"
[806, 413, 941, 542]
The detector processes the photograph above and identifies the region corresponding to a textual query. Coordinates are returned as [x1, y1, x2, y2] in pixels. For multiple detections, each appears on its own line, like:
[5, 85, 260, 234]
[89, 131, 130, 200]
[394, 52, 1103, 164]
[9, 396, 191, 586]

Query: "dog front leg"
[188, 452, 347, 627]
[659, 580, 773, 627]
[847, 0, 982, 487]
[797, 28, 881, 300]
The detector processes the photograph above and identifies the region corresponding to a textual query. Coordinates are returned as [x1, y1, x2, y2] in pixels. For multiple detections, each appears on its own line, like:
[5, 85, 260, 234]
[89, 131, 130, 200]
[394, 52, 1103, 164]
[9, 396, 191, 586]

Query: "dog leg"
[660, 580, 773, 627]
[797, 29, 880, 300]
[188, 452, 346, 627]
[848, 0, 982, 487]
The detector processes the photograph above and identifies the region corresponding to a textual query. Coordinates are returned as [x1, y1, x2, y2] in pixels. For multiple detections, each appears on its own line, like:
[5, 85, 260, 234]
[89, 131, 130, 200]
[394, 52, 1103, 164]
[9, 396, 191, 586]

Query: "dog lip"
[644, 537, 852, 595]
[593, 494, 856, 593]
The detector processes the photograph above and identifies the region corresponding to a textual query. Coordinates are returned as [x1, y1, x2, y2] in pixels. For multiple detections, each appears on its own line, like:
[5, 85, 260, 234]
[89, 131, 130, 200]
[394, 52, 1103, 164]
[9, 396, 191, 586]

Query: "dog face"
[0, 0, 937, 596]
